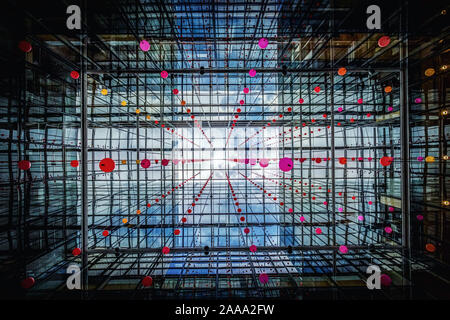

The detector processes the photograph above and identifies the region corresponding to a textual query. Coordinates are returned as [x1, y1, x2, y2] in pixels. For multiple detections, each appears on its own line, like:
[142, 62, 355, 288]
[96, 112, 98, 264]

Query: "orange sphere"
[337, 67, 347, 76]
[424, 68, 435, 77]
[425, 243, 436, 252]
[181, 100, 186, 106]
[384, 86, 392, 93]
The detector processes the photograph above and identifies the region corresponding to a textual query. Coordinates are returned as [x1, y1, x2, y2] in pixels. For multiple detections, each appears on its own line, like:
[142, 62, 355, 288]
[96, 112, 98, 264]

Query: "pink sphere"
[300, 216, 305, 222]
[358, 215, 364, 221]
[239, 100, 245, 105]
[384, 226, 393, 234]
[243, 87, 249, 94]
[339, 245, 348, 254]
[416, 215, 424, 221]
[279, 157, 293, 172]
[380, 274, 392, 286]
[259, 273, 269, 284]
[259, 159, 269, 167]
[337, 107, 343, 112]
[258, 38, 268, 49]
[315, 228, 322, 235]
[139, 40, 150, 51]
[249, 69, 256, 77]
[161, 70, 168, 79]
[249, 245, 257, 253]
[388, 106, 393, 112]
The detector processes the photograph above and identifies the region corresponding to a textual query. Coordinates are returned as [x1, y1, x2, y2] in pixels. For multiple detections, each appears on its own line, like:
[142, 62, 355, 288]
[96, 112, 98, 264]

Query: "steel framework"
[0, 0, 449, 300]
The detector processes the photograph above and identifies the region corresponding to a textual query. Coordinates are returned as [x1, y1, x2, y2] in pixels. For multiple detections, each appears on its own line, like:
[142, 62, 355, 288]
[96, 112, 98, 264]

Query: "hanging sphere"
[279, 157, 293, 172]
[99, 158, 115, 172]
[142, 276, 153, 287]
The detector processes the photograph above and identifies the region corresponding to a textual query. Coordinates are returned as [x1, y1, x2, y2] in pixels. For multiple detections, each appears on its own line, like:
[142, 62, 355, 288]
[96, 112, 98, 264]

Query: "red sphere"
[142, 276, 153, 287]
[18, 40, 32, 53]
[378, 36, 391, 48]
[162, 246, 170, 254]
[70, 71, 80, 79]
[72, 248, 81, 256]
[20, 277, 35, 289]
[18, 160, 31, 170]
[102, 230, 109, 237]
[174, 229, 180, 235]
[70, 160, 79, 167]
[99, 158, 115, 172]
[380, 156, 393, 167]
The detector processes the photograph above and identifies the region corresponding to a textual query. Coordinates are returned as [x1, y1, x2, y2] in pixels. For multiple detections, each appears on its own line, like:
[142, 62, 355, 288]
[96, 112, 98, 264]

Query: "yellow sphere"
[122, 218, 128, 224]
[136, 159, 140, 164]
[136, 109, 140, 114]
[121, 101, 127, 106]
[425, 156, 435, 163]
[101, 89, 108, 95]
[146, 115, 151, 120]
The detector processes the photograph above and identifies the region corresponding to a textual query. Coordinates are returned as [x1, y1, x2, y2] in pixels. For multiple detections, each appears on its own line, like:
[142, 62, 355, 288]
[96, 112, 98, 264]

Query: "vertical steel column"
[330, 73, 336, 256]
[81, 34, 89, 295]
[400, 3, 412, 294]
